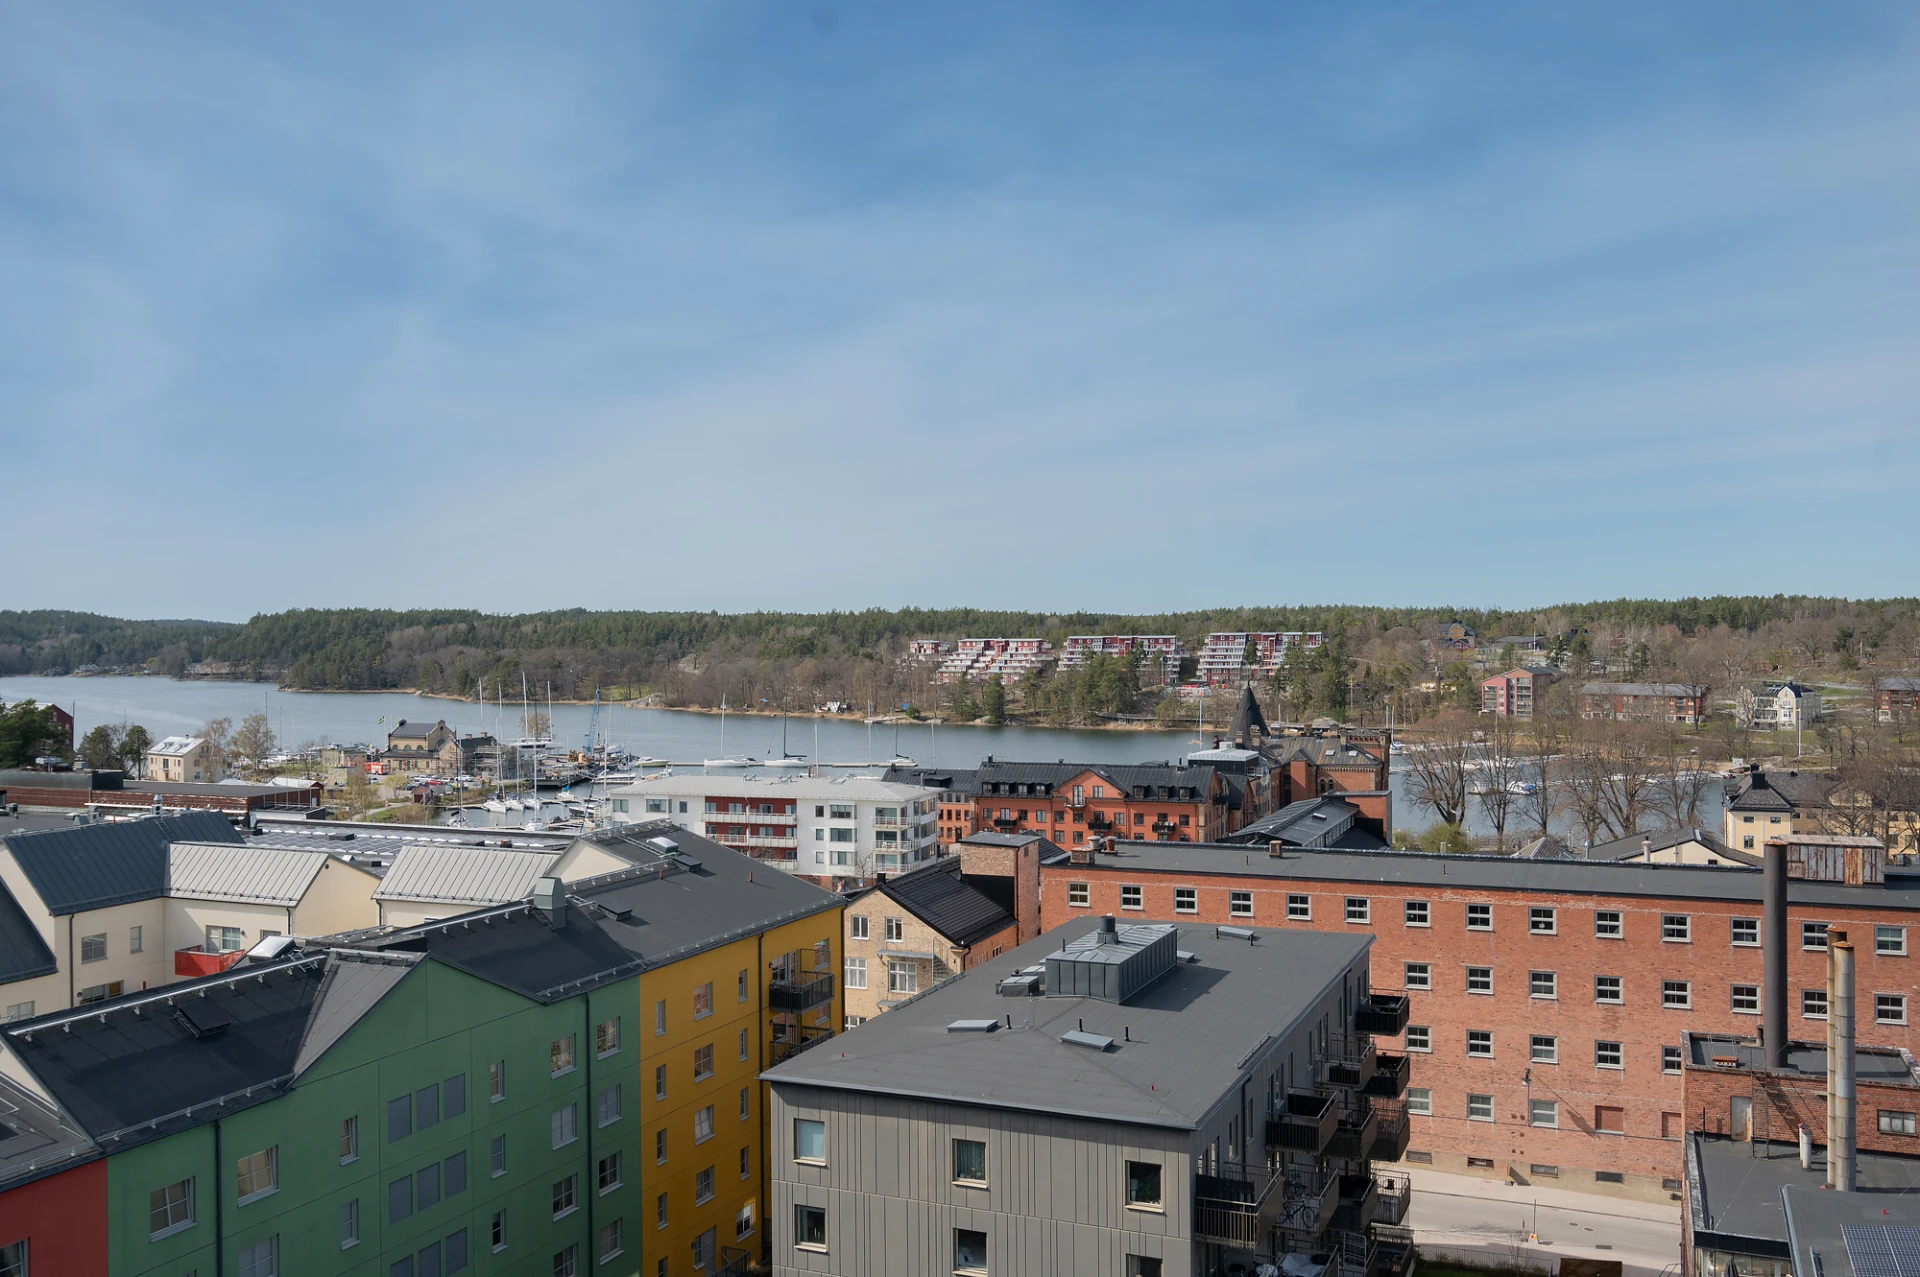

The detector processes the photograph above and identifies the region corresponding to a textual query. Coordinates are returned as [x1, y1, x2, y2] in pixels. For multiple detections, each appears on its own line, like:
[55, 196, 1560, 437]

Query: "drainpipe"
[213, 1115, 225, 1277]
[1828, 929, 1856, 1191]
[1763, 844, 1788, 1069]
[66, 915, 75, 1008]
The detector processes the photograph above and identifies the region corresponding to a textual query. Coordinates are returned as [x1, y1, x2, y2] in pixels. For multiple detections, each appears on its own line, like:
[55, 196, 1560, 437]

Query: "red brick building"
[1480, 666, 1557, 719]
[1038, 837, 1919, 1200]
[1580, 681, 1707, 725]
[1881, 676, 1920, 719]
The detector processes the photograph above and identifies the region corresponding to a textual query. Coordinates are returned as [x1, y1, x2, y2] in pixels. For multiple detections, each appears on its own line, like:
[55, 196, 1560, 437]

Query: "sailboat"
[763, 710, 808, 768]
[886, 720, 915, 769]
[704, 697, 754, 768]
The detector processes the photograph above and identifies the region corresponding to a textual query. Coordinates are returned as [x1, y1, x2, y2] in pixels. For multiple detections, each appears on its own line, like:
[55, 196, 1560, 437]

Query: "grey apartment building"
[763, 915, 1413, 1277]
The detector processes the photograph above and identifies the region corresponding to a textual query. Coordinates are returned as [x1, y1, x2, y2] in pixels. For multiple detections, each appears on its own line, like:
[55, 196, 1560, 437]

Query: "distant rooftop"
[1689, 1133, 1920, 1263]
[1686, 1033, 1920, 1083]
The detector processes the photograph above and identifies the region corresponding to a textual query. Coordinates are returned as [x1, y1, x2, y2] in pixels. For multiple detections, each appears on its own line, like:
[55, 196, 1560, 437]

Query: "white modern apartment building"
[609, 774, 941, 881]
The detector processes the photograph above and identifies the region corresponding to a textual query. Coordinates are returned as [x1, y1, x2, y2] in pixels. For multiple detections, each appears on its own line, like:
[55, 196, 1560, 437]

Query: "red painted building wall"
[0, 1158, 107, 1277]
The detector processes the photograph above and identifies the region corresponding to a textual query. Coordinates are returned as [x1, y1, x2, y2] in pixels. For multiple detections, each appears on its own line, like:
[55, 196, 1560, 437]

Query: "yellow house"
[146, 734, 226, 782]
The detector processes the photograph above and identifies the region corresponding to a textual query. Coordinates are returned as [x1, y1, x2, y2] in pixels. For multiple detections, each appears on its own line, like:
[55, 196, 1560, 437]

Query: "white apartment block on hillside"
[609, 774, 940, 879]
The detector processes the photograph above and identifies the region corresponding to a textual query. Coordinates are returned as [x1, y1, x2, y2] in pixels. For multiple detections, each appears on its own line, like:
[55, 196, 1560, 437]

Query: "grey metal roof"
[293, 950, 421, 1077]
[1512, 834, 1576, 860]
[373, 845, 559, 905]
[1726, 768, 1835, 813]
[1587, 827, 1755, 865]
[0, 881, 56, 984]
[1, 811, 241, 914]
[956, 830, 1069, 864]
[1879, 677, 1920, 692]
[765, 916, 1371, 1130]
[1224, 797, 1367, 849]
[1685, 1033, 1919, 1082]
[1580, 681, 1705, 697]
[167, 842, 334, 904]
[869, 862, 1015, 948]
[1689, 1132, 1920, 1256]
[0, 1072, 96, 1192]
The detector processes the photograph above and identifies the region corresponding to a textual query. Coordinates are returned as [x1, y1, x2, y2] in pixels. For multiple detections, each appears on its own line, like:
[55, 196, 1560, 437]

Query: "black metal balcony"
[1326, 1104, 1378, 1161]
[1365, 1051, 1410, 1099]
[715, 1247, 753, 1277]
[1375, 1172, 1411, 1226]
[770, 1023, 833, 1064]
[1323, 1035, 1378, 1088]
[1276, 1167, 1339, 1236]
[992, 815, 1020, 829]
[1355, 992, 1410, 1036]
[1152, 820, 1178, 834]
[1192, 1167, 1278, 1249]
[1370, 1101, 1410, 1162]
[1267, 1089, 1337, 1153]
[769, 970, 835, 1013]
[1087, 815, 1114, 831]
[1330, 1172, 1378, 1233]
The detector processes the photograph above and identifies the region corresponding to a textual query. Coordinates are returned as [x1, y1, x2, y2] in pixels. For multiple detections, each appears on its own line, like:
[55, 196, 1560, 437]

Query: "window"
[850, 915, 869, 940]
[489, 1060, 505, 1102]
[390, 1175, 414, 1223]
[1595, 910, 1622, 938]
[491, 1210, 507, 1252]
[1663, 980, 1691, 1009]
[0, 1242, 21, 1277]
[552, 1174, 577, 1219]
[1531, 1164, 1560, 1178]
[737, 1202, 755, 1240]
[795, 1204, 827, 1250]
[416, 1162, 440, 1210]
[417, 1082, 440, 1131]
[597, 1018, 620, 1056]
[1803, 920, 1829, 951]
[740, 1146, 750, 1178]
[1467, 966, 1492, 994]
[598, 1220, 623, 1264]
[955, 1228, 988, 1274]
[445, 1073, 466, 1118]
[1127, 1259, 1164, 1277]
[1595, 1040, 1623, 1069]
[1467, 1030, 1492, 1057]
[694, 1166, 715, 1205]
[1732, 917, 1759, 946]
[1467, 1094, 1494, 1121]
[739, 1027, 750, 1060]
[207, 925, 245, 953]
[1405, 1025, 1430, 1052]
[1404, 962, 1430, 991]
[1406, 1088, 1432, 1115]
[236, 1147, 277, 1202]
[739, 1087, 750, 1121]
[655, 1129, 667, 1164]
[1068, 882, 1090, 908]
[1878, 994, 1908, 1025]
[657, 1192, 668, 1229]
[339, 1115, 359, 1162]
[75, 981, 122, 1004]
[81, 933, 107, 962]
[554, 1243, 579, 1277]
[1174, 887, 1197, 913]
[1880, 1110, 1918, 1136]
[1732, 984, 1760, 1014]
[238, 1236, 278, 1277]
[1596, 974, 1622, 1004]
[1466, 903, 1492, 931]
[1346, 897, 1369, 924]
[655, 1065, 667, 1100]
[129, 925, 143, 954]
[655, 1000, 666, 1035]
[694, 1105, 714, 1143]
[1531, 1035, 1557, 1064]
[953, 1138, 987, 1184]
[887, 959, 919, 995]
[1529, 907, 1556, 934]
[1530, 1099, 1558, 1128]
[341, 1198, 359, 1248]
[551, 1034, 576, 1075]
[1804, 988, 1829, 1019]
[693, 982, 714, 1017]
[884, 917, 904, 942]
[1662, 1045, 1683, 1073]
[599, 1084, 623, 1126]
[149, 1177, 194, 1237]
[1878, 926, 1908, 956]
[1405, 900, 1429, 927]
[1121, 885, 1143, 910]
[693, 1045, 714, 1080]
[1287, 894, 1310, 920]
[1126, 1160, 1163, 1208]
[3, 1003, 32, 1023]
[1530, 971, 1556, 999]
[553, 1104, 578, 1148]
[1662, 914, 1691, 942]
[1229, 890, 1253, 917]
[445, 1150, 467, 1197]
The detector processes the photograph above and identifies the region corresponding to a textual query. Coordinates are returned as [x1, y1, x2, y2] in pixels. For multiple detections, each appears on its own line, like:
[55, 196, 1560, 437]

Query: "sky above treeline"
[3, 3, 1917, 622]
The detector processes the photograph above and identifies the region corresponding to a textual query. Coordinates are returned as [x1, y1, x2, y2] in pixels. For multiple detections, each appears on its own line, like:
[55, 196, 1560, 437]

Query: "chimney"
[1764, 842, 1788, 1069]
[1641, 834, 1652, 860]
[1268, 839, 1284, 859]
[1097, 914, 1118, 944]
[1828, 928, 1856, 1191]
[1070, 842, 1094, 866]
[533, 876, 567, 930]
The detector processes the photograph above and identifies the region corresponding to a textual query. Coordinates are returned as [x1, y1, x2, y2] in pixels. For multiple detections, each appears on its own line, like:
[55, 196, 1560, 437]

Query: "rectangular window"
[850, 915, 869, 940]
[1174, 887, 1197, 913]
[1663, 980, 1691, 1009]
[340, 1115, 359, 1162]
[597, 1018, 620, 1056]
[1662, 914, 1691, 942]
[1803, 920, 1829, 951]
[954, 1138, 987, 1184]
[598, 1220, 624, 1264]
[693, 982, 714, 1018]
[1804, 988, 1829, 1019]
[1530, 1099, 1558, 1128]
[1405, 1025, 1430, 1052]
[597, 1151, 624, 1194]
[1529, 907, 1556, 934]
[736, 1202, 755, 1240]
[1121, 885, 1143, 910]
[795, 1204, 827, 1250]
[81, 933, 107, 962]
[955, 1228, 988, 1274]
[1467, 966, 1492, 994]
[1878, 994, 1908, 1025]
[552, 1104, 578, 1149]
[1531, 1035, 1557, 1064]
[491, 1210, 506, 1252]
[130, 925, 143, 954]
[1731, 917, 1759, 946]
[1229, 890, 1253, 917]
[843, 955, 868, 989]
[740, 1145, 750, 1178]
[1467, 1094, 1494, 1121]
[656, 1129, 667, 1164]
[694, 1106, 714, 1143]
[236, 1147, 277, 1203]
[1467, 1029, 1493, 1057]
[551, 1035, 576, 1075]
[1406, 1088, 1432, 1115]
[416, 1162, 440, 1210]
[1287, 894, 1310, 920]
[1404, 962, 1430, 991]
[1879, 1110, 1918, 1136]
[3, 1003, 32, 1023]
[445, 1151, 467, 1197]
[657, 1192, 669, 1230]
[1530, 971, 1556, 999]
[1068, 882, 1090, 908]
[489, 1060, 505, 1102]
[1126, 1160, 1163, 1207]
[1662, 1045, 1683, 1073]
[1346, 897, 1369, 924]
[1595, 1040, 1623, 1069]
[237, 1236, 277, 1277]
[739, 1027, 749, 1060]
[149, 1177, 194, 1237]
[1732, 984, 1760, 1013]
[655, 1065, 667, 1100]
[887, 959, 919, 995]
[1876, 926, 1908, 956]
[655, 1000, 666, 1035]
[1466, 903, 1492, 931]
[1595, 909, 1622, 938]
[1405, 900, 1429, 927]
[207, 925, 245, 953]
[693, 1044, 713, 1080]
[1596, 975, 1623, 1004]
[447, 1227, 468, 1271]
[490, 1135, 505, 1177]
[598, 1084, 623, 1126]
[694, 1166, 715, 1205]
[389, 1175, 414, 1223]
[444, 1073, 465, 1118]
[340, 1198, 359, 1249]
[417, 1082, 440, 1130]
[552, 1174, 577, 1219]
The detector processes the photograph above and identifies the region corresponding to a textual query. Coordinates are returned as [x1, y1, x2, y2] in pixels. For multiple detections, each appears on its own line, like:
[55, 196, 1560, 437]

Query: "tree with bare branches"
[1405, 712, 1474, 828]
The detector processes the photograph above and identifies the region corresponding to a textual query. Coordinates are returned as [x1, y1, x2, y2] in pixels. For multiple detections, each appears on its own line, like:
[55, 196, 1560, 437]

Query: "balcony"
[1370, 1102, 1410, 1163]
[1376, 1172, 1411, 1226]
[715, 1247, 752, 1277]
[1355, 992, 1410, 1036]
[1267, 1090, 1337, 1153]
[992, 816, 1020, 830]
[770, 1024, 833, 1064]
[1327, 1104, 1378, 1161]
[1276, 1167, 1339, 1236]
[1152, 821, 1178, 834]
[1330, 1172, 1377, 1233]
[1192, 1167, 1279, 1249]
[1322, 1036, 1378, 1088]
[175, 946, 245, 978]
[873, 814, 913, 828]
[1365, 1052, 1410, 1099]
[733, 835, 799, 850]
[768, 970, 835, 1013]
[746, 846, 798, 862]
[1086, 815, 1114, 831]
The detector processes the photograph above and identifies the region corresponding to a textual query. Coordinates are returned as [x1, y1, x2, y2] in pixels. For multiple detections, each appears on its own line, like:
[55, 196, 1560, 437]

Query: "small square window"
[1467, 1030, 1492, 1057]
[1467, 1094, 1494, 1121]
[1877, 926, 1908, 956]
[953, 1138, 986, 1184]
[1286, 894, 1310, 921]
[1662, 980, 1691, 1009]
[1531, 1035, 1557, 1064]
[1530, 1099, 1558, 1128]
[1126, 1161, 1163, 1208]
[1528, 907, 1556, 934]
[1732, 984, 1760, 1014]
[794, 1204, 827, 1251]
[1594, 910, 1622, 938]
[1529, 971, 1556, 999]
[1466, 903, 1492, 931]
[1404, 962, 1430, 991]
[1467, 966, 1492, 994]
[794, 1118, 825, 1163]
[1662, 1045, 1683, 1073]
[1345, 897, 1370, 924]
[1804, 988, 1829, 1019]
[1120, 885, 1144, 910]
[1405, 1025, 1431, 1052]
[1229, 891, 1253, 917]
[1068, 882, 1090, 908]
[1404, 900, 1430, 927]
[955, 1228, 988, 1274]
[1877, 994, 1907, 1025]
[1595, 975, 1622, 1004]
[1595, 1040, 1623, 1069]
[1406, 1088, 1432, 1115]
[1731, 918, 1759, 947]
[1802, 921, 1829, 951]
[1662, 914, 1691, 943]
[1173, 888, 1197, 914]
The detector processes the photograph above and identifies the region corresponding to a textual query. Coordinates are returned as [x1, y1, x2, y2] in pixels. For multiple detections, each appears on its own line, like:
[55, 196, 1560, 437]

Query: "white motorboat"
[704, 758, 755, 769]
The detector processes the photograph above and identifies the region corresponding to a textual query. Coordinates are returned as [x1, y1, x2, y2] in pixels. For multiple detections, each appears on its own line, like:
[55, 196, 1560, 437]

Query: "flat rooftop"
[1784, 1184, 1920, 1277]
[764, 916, 1371, 1130]
[1689, 1034, 1920, 1083]
[1690, 1134, 1920, 1254]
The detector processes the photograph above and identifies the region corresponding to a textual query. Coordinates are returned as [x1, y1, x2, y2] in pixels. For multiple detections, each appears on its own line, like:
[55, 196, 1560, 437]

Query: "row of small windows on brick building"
[1396, 963, 1908, 1023]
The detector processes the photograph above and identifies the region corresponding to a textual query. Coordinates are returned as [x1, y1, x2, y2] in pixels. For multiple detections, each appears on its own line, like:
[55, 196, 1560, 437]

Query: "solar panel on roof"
[1844, 1225, 1920, 1277]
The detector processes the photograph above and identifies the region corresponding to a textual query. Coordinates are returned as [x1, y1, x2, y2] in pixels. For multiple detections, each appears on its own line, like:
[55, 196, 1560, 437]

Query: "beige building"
[1586, 826, 1757, 867]
[146, 734, 226, 782]
[384, 718, 456, 774]
[370, 826, 681, 927]
[843, 859, 1020, 1026]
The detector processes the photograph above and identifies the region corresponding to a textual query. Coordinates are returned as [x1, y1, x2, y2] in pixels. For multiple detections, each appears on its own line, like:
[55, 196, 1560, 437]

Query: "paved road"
[1402, 1168, 1683, 1277]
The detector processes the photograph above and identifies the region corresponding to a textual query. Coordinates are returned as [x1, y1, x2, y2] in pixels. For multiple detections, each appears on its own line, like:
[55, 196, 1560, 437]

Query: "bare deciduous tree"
[1406, 713, 1474, 828]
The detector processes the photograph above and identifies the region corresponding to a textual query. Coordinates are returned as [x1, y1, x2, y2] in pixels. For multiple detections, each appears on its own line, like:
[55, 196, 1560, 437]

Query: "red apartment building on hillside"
[1481, 666, 1557, 718]
[1580, 681, 1708, 725]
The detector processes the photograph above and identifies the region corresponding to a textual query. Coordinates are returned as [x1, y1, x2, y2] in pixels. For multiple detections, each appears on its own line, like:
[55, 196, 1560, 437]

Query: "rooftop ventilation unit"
[1061, 1028, 1115, 1051]
[671, 853, 703, 872]
[1046, 922, 1179, 1003]
[177, 1003, 233, 1040]
[996, 974, 1042, 997]
[648, 836, 679, 854]
[1215, 925, 1257, 942]
[947, 1019, 999, 1033]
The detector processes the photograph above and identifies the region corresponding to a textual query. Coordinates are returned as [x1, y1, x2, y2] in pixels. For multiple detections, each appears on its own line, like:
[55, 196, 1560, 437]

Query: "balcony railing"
[1267, 1090, 1338, 1153]
[1330, 1172, 1377, 1233]
[1086, 816, 1114, 831]
[1327, 1104, 1379, 1161]
[1276, 1167, 1339, 1236]
[768, 970, 835, 1013]
[873, 815, 912, 828]
[1370, 1101, 1410, 1163]
[1355, 992, 1411, 1036]
[1192, 1167, 1279, 1249]
[715, 1247, 753, 1277]
[733, 835, 799, 850]
[1365, 1052, 1410, 1099]
[1376, 1172, 1411, 1226]
[1322, 1035, 1378, 1088]
[770, 1024, 834, 1064]
[175, 946, 245, 978]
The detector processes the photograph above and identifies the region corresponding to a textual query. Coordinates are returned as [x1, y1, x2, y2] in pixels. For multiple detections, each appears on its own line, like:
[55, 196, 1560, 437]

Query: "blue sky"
[3, 3, 1916, 621]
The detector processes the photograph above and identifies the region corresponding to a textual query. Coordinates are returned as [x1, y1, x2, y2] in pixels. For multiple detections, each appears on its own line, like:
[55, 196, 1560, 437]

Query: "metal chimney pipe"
[1764, 843, 1788, 1069]
[1828, 928, 1856, 1191]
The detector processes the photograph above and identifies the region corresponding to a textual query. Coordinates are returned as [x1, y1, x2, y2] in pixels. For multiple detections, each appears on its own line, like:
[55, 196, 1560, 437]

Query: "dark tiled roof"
[387, 721, 444, 739]
[1878, 677, 1920, 692]
[872, 863, 1015, 948]
[960, 760, 1221, 803]
[1229, 686, 1269, 743]
[956, 831, 1069, 864]
[0, 884, 57, 984]
[1588, 827, 1756, 866]
[1, 811, 239, 914]
[1724, 768, 1835, 813]
[1580, 682, 1704, 697]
